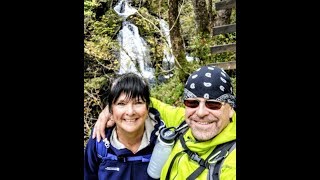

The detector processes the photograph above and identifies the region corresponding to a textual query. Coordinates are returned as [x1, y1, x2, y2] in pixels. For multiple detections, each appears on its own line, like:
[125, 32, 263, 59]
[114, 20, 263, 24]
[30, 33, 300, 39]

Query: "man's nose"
[196, 102, 209, 117]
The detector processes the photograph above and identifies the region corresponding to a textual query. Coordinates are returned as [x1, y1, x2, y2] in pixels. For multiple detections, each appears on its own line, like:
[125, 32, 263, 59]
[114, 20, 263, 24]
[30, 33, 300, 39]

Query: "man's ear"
[229, 107, 235, 119]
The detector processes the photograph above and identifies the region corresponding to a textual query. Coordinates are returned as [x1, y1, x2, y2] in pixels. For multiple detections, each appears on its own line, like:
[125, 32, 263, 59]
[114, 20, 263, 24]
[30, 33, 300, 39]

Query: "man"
[92, 66, 236, 180]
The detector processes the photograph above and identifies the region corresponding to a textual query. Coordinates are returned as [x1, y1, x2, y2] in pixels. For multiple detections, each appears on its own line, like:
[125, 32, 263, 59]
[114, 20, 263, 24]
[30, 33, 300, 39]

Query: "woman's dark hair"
[108, 73, 150, 112]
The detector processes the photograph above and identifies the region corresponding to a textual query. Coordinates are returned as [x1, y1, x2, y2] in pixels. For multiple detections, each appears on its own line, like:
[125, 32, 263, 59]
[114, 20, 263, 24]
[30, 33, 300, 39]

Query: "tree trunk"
[192, 0, 210, 35]
[168, 0, 189, 82]
[208, 0, 213, 31]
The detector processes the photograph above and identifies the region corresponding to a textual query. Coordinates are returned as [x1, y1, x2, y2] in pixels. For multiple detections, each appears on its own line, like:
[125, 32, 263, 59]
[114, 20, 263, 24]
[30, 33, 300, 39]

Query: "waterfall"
[113, 0, 176, 83]
[113, 0, 154, 82]
[114, 0, 137, 18]
[117, 21, 154, 80]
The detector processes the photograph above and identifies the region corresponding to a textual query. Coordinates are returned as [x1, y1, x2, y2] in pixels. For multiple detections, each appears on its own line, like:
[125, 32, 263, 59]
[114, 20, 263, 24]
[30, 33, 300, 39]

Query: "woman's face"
[111, 92, 148, 134]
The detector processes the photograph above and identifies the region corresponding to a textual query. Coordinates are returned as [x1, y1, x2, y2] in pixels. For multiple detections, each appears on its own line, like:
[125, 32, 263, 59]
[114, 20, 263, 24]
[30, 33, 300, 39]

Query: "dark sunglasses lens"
[205, 101, 222, 110]
[184, 100, 199, 108]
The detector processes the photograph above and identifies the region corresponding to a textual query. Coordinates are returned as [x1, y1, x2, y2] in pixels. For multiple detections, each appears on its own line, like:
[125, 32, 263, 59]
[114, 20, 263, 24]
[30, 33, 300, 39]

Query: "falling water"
[114, 0, 137, 18]
[113, 0, 154, 81]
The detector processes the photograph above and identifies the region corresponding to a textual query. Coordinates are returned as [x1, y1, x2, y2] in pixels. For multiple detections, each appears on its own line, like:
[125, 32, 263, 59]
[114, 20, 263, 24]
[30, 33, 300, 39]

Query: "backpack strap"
[184, 136, 218, 180]
[105, 153, 152, 162]
[183, 138, 236, 180]
[149, 107, 166, 145]
[96, 130, 112, 158]
[165, 121, 189, 180]
[165, 130, 224, 180]
[209, 141, 236, 180]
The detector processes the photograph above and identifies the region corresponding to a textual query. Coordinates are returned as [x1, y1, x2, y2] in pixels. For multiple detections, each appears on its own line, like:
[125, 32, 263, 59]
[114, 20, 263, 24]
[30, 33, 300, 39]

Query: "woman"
[84, 73, 166, 180]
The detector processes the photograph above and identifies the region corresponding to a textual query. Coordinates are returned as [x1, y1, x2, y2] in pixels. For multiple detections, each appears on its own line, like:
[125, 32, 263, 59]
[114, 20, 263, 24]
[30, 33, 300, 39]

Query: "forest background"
[84, 0, 236, 145]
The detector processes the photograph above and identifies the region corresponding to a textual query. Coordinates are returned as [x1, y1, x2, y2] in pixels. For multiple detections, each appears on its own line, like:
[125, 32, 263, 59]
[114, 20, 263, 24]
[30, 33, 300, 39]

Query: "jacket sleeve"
[84, 135, 100, 180]
[150, 97, 185, 127]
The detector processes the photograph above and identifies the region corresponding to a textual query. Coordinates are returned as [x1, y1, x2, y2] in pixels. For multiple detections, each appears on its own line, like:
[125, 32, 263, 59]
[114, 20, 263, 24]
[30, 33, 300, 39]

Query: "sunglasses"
[184, 99, 225, 110]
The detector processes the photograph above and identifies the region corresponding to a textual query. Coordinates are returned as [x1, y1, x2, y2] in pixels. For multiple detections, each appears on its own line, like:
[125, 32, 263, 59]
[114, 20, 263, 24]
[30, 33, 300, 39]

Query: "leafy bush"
[151, 74, 184, 107]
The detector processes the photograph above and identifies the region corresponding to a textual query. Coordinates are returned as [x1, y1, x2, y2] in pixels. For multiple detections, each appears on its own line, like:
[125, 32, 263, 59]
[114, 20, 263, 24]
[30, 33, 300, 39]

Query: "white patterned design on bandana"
[220, 77, 226, 83]
[221, 71, 226, 77]
[220, 85, 225, 91]
[204, 93, 209, 98]
[205, 73, 211, 78]
[204, 82, 212, 87]
[192, 74, 198, 79]
[190, 83, 195, 89]
[208, 67, 214, 70]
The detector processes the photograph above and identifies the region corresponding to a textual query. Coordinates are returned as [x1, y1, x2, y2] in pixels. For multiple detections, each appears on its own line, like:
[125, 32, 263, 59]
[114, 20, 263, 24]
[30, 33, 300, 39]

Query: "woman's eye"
[117, 102, 126, 106]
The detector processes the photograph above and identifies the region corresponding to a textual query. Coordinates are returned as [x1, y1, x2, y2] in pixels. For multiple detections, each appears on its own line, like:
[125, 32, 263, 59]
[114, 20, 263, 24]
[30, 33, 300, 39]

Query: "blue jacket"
[84, 108, 164, 180]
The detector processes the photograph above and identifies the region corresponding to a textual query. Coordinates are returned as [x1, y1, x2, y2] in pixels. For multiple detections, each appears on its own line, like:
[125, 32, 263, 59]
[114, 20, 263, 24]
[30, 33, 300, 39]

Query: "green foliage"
[187, 32, 236, 64]
[151, 74, 185, 107]
[84, 9, 121, 78]
[209, 51, 236, 64]
[213, 33, 236, 45]
[140, 0, 169, 19]
[189, 34, 216, 62]
[151, 64, 202, 107]
[85, 38, 118, 60]
[230, 8, 236, 24]
[84, 76, 107, 90]
[90, 11, 122, 38]
[84, 0, 99, 16]
[231, 76, 236, 96]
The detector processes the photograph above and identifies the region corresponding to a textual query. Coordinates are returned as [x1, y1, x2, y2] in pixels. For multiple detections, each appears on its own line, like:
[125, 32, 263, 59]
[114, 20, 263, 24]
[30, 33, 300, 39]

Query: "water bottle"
[147, 127, 176, 179]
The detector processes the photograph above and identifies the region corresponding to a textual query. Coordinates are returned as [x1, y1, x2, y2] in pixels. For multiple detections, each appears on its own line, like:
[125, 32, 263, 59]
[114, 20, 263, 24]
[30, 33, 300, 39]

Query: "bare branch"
[169, 0, 185, 32]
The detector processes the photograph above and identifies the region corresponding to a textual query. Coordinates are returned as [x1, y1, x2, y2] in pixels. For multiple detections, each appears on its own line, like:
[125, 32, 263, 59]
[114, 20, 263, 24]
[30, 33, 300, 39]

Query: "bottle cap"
[159, 127, 177, 143]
